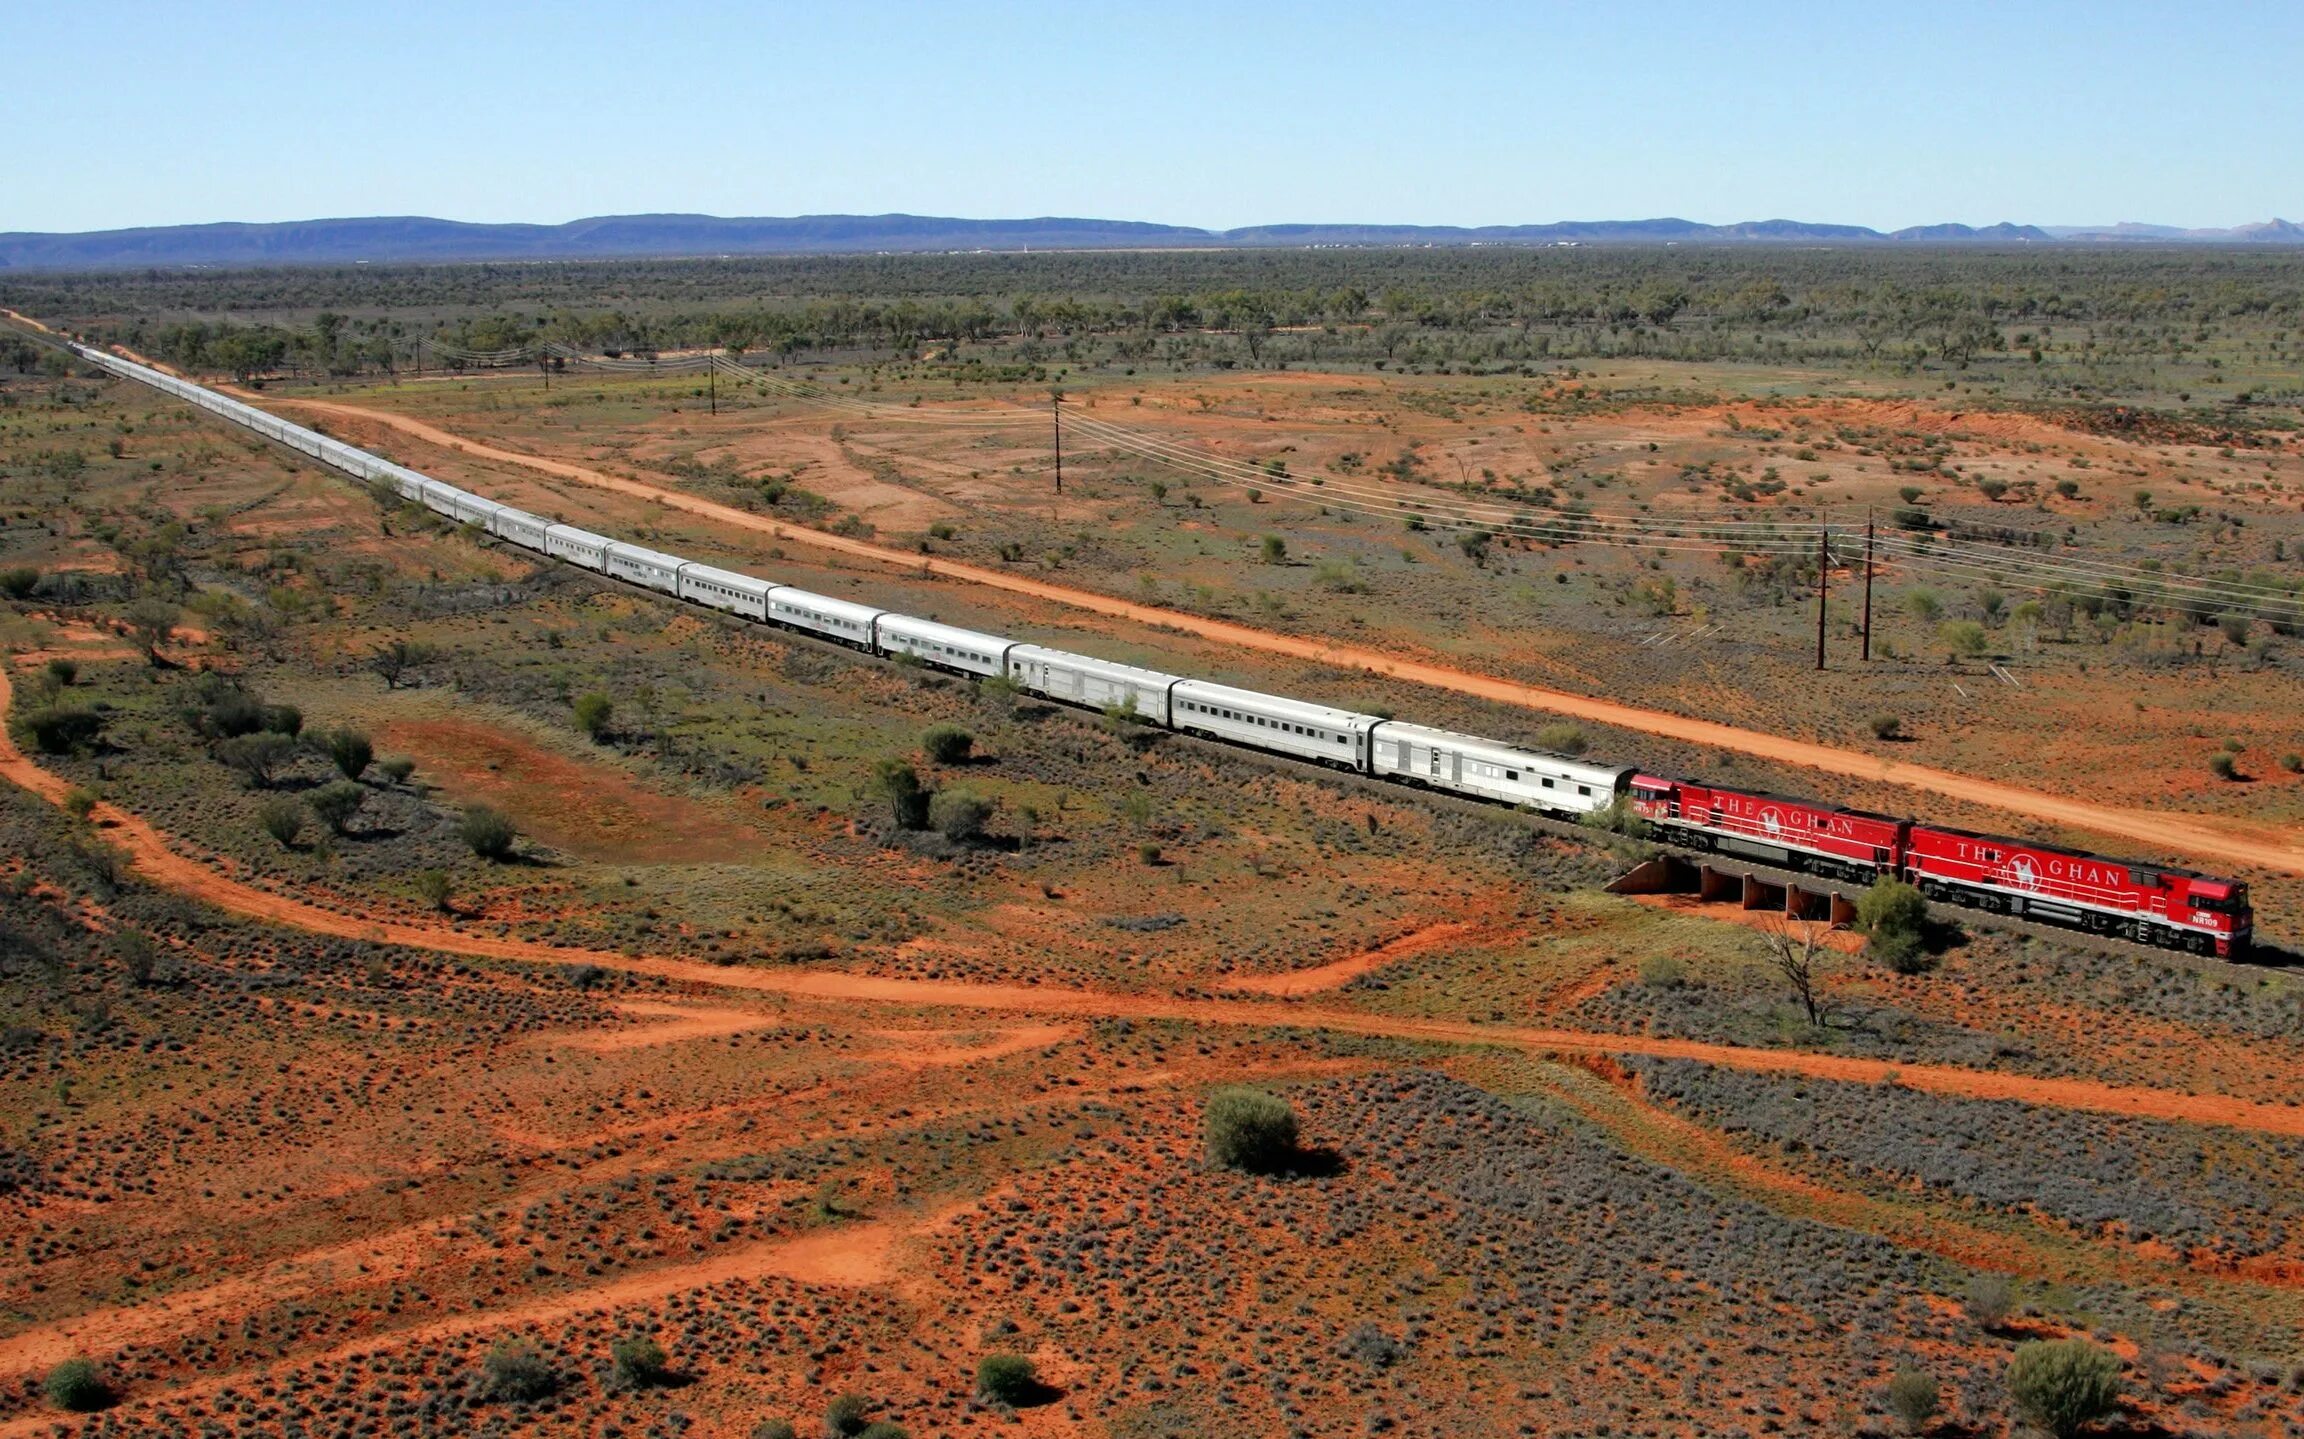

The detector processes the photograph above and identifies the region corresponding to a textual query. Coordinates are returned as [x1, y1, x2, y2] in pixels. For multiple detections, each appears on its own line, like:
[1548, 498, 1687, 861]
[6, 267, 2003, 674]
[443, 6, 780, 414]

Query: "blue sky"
[6, 1, 2297, 233]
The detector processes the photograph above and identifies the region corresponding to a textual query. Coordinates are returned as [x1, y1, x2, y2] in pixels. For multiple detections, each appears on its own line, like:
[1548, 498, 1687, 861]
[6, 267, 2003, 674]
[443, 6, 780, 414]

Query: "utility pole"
[1051, 387, 1064, 495]
[1861, 509, 1876, 662]
[709, 357, 717, 416]
[1815, 522, 1830, 671]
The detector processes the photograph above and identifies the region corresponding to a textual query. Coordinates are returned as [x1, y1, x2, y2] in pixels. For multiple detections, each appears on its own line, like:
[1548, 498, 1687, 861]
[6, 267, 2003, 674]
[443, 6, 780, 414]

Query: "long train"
[64, 342, 2255, 959]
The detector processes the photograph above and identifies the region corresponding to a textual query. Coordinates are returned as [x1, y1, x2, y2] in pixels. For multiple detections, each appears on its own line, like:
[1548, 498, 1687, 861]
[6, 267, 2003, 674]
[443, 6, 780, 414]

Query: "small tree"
[824, 1393, 872, 1437]
[218, 732, 298, 788]
[0, 566, 39, 600]
[922, 724, 974, 764]
[873, 759, 931, 829]
[308, 780, 367, 836]
[113, 928, 159, 987]
[1939, 620, 1988, 657]
[1964, 1273, 2014, 1331]
[976, 1352, 1038, 1405]
[1205, 1087, 1299, 1173]
[326, 728, 373, 780]
[609, 1334, 671, 1389]
[460, 805, 518, 860]
[261, 703, 303, 737]
[1761, 920, 1829, 1027]
[258, 796, 306, 847]
[44, 1357, 109, 1413]
[574, 692, 614, 741]
[931, 790, 994, 843]
[1260, 534, 1287, 564]
[414, 869, 453, 912]
[370, 637, 437, 690]
[2007, 1338, 2121, 1438]
[1887, 1366, 1940, 1433]
[122, 597, 179, 664]
[377, 756, 417, 783]
[1868, 713, 1903, 740]
[479, 1340, 556, 1403]
[45, 657, 77, 687]
[2209, 752, 2239, 781]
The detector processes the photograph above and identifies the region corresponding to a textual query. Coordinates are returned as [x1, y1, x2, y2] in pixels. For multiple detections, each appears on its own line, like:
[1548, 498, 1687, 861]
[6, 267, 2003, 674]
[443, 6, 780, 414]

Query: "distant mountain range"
[2, 213, 2301, 271]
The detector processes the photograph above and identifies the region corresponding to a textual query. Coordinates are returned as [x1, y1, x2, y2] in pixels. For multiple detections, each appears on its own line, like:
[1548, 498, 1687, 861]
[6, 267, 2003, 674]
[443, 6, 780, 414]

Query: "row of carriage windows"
[1181, 700, 1351, 746]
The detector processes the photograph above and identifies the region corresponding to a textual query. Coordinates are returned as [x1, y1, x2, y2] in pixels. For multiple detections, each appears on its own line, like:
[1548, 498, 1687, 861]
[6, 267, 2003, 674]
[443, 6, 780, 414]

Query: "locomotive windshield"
[2194, 886, 2250, 915]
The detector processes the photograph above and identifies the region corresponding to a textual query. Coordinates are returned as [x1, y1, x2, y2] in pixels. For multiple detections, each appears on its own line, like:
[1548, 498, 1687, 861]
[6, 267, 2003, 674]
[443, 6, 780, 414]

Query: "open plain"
[5, 246, 2304, 1436]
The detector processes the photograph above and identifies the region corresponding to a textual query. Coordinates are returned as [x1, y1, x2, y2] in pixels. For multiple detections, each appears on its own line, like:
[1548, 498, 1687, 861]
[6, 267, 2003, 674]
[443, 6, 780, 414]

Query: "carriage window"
[1505, 770, 1519, 782]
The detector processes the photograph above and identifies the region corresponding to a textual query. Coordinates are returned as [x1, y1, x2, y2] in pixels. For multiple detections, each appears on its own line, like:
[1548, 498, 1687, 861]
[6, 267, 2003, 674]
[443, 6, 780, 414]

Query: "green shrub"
[824, 1393, 872, 1436]
[1855, 878, 1931, 973]
[856, 1424, 908, 1439]
[44, 657, 77, 687]
[2283, 753, 2303, 774]
[1887, 1365, 1940, 1433]
[44, 1357, 108, 1412]
[609, 1334, 671, 1389]
[307, 780, 367, 835]
[257, 796, 306, 847]
[217, 731, 297, 787]
[478, 1339, 556, 1403]
[24, 705, 102, 755]
[114, 928, 159, 987]
[921, 724, 974, 764]
[62, 787, 97, 820]
[460, 805, 518, 860]
[976, 1353, 1038, 1405]
[0, 566, 39, 600]
[574, 692, 614, 741]
[2007, 1338, 2121, 1438]
[377, 756, 416, 783]
[1939, 619, 1988, 656]
[1205, 1086, 1299, 1173]
[261, 703, 302, 737]
[2209, 752, 2239, 781]
[931, 790, 994, 842]
[1138, 841, 1162, 865]
[1637, 954, 1687, 990]
[326, 728, 373, 780]
[1964, 1273, 2013, 1331]
[1260, 534, 1287, 563]
[414, 869, 453, 911]
[1536, 722, 1588, 755]
[1868, 713, 1903, 740]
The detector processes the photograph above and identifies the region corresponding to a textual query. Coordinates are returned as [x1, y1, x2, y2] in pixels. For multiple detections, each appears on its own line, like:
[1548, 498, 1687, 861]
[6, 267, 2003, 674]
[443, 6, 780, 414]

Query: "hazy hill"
[1, 212, 2297, 270]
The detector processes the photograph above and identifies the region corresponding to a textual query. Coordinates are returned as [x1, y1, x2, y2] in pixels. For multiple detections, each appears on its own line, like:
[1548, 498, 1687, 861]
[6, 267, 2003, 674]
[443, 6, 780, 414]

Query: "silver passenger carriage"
[875, 614, 1015, 678]
[677, 562, 773, 621]
[1006, 645, 1180, 726]
[1171, 679, 1380, 769]
[1369, 721, 1632, 816]
[766, 587, 885, 648]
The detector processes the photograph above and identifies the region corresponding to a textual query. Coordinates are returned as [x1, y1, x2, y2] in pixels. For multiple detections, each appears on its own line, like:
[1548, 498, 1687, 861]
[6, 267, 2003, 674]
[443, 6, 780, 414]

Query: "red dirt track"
[5, 663, 2298, 1144]
[261, 391, 2304, 879]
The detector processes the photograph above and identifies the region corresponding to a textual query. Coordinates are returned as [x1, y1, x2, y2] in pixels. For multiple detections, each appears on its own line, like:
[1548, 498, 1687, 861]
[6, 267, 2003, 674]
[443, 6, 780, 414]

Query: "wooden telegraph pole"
[1051, 388, 1064, 495]
[709, 356, 717, 416]
[1861, 509, 1876, 661]
[1815, 522, 1830, 671]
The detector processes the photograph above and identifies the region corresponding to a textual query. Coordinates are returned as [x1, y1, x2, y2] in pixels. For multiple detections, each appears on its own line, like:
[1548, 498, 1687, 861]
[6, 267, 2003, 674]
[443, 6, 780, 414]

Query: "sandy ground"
[257, 390, 2304, 879]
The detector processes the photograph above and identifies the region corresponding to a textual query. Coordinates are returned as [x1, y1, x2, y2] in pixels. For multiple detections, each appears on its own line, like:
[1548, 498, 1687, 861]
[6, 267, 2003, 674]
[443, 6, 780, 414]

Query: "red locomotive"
[1903, 825, 2249, 957]
[1627, 775, 1904, 884]
[1628, 774, 2251, 958]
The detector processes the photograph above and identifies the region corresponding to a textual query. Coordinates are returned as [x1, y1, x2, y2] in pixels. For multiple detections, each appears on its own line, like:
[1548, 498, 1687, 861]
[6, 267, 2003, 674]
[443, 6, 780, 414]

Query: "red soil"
[4, 663, 2297, 1143]
[260, 392, 2304, 878]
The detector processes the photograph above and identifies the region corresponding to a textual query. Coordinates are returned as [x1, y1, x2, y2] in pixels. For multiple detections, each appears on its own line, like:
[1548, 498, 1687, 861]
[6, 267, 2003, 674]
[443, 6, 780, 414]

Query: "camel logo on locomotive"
[1758, 805, 1784, 838]
[1947, 837, 2126, 891]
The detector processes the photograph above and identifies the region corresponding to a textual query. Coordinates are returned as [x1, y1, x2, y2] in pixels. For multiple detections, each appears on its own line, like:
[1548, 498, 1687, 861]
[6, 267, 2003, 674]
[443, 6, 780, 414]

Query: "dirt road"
[5, 664, 2297, 1142]
[259, 391, 2304, 879]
